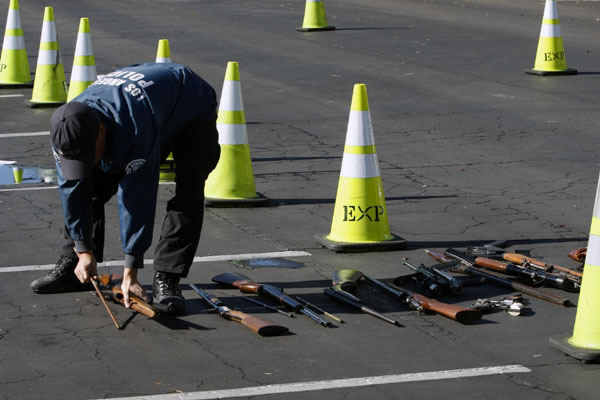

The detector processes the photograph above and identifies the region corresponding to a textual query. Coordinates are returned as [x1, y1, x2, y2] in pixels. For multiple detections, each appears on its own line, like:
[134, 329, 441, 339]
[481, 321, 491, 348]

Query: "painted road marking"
[91, 365, 530, 400]
[0, 251, 312, 273]
[0, 131, 49, 138]
[0, 94, 24, 98]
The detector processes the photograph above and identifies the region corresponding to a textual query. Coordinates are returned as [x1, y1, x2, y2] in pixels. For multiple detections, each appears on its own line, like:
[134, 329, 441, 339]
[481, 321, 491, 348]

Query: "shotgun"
[363, 275, 482, 324]
[212, 272, 331, 327]
[425, 250, 572, 307]
[474, 256, 580, 292]
[190, 284, 289, 336]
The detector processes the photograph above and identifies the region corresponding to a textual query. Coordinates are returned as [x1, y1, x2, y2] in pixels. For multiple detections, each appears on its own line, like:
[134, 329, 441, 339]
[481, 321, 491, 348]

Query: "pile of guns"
[90, 245, 583, 335]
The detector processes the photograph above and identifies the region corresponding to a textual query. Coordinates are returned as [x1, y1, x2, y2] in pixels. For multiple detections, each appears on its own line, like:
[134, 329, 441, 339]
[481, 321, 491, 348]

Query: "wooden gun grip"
[227, 310, 289, 336]
[475, 257, 508, 272]
[111, 287, 157, 318]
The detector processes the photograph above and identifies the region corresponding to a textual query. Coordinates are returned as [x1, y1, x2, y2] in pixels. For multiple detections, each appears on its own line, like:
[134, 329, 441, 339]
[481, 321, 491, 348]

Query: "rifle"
[190, 284, 289, 336]
[212, 272, 331, 327]
[400, 260, 463, 296]
[363, 274, 482, 323]
[97, 274, 158, 318]
[474, 256, 579, 293]
[502, 253, 583, 280]
[425, 250, 573, 307]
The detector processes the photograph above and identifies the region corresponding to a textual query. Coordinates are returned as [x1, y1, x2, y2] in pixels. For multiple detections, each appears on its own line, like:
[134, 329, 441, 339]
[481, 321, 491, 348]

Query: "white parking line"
[0, 251, 312, 273]
[0, 94, 25, 98]
[0, 131, 49, 138]
[92, 365, 530, 400]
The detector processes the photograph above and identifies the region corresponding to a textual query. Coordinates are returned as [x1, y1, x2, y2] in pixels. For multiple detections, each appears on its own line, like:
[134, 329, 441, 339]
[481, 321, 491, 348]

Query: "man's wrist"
[124, 254, 144, 269]
[74, 240, 94, 253]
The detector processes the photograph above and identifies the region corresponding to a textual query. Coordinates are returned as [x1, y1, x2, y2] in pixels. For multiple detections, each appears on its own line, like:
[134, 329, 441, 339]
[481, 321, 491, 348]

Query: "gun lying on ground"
[330, 269, 481, 324]
[96, 274, 158, 318]
[190, 284, 289, 336]
[324, 285, 402, 326]
[212, 272, 331, 327]
[502, 253, 583, 280]
[364, 274, 482, 323]
[474, 256, 580, 292]
[399, 259, 463, 296]
[425, 249, 573, 307]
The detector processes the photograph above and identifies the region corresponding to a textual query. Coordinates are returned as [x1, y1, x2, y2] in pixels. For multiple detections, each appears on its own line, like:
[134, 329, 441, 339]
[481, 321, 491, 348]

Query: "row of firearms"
[93, 246, 584, 335]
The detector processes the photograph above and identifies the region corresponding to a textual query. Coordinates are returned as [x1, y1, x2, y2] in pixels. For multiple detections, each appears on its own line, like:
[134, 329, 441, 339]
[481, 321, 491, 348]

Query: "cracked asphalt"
[1, 0, 600, 399]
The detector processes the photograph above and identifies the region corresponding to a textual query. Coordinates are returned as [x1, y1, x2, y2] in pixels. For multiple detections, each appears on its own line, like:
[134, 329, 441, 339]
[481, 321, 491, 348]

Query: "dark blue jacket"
[56, 63, 217, 268]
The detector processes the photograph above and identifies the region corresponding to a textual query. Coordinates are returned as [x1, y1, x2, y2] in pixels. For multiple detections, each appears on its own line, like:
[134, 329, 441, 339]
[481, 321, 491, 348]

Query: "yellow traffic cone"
[67, 18, 96, 102]
[527, 0, 576, 76]
[27, 7, 67, 107]
[550, 171, 600, 362]
[159, 153, 175, 182]
[156, 39, 171, 63]
[297, 0, 335, 32]
[315, 84, 406, 252]
[205, 61, 268, 207]
[0, 0, 32, 87]
[155, 40, 173, 180]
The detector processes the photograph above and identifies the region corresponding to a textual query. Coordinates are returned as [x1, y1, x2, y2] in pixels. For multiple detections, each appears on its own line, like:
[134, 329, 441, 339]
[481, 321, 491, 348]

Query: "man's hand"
[121, 268, 148, 308]
[74, 251, 98, 283]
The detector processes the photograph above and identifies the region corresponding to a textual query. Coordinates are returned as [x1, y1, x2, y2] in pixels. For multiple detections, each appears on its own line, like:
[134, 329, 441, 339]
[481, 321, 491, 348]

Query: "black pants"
[61, 117, 220, 278]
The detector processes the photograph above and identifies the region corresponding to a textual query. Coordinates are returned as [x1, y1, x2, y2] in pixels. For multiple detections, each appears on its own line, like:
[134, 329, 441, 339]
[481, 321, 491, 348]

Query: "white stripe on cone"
[216, 123, 248, 145]
[346, 111, 375, 146]
[74, 33, 93, 56]
[6, 9, 21, 29]
[2, 35, 25, 50]
[219, 80, 244, 111]
[71, 65, 96, 81]
[40, 21, 57, 42]
[37, 49, 59, 65]
[340, 153, 380, 178]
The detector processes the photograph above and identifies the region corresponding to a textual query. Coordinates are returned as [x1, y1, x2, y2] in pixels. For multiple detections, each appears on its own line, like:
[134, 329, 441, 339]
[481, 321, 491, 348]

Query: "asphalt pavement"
[1, 0, 600, 399]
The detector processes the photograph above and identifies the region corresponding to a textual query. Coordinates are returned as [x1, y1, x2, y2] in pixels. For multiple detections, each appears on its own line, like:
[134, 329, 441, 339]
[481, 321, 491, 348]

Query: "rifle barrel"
[295, 296, 344, 323]
[324, 287, 401, 326]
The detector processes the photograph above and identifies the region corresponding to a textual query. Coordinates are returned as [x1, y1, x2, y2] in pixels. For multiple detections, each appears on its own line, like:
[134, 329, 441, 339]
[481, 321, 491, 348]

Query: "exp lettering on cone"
[204, 61, 268, 207]
[550, 170, 600, 362]
[27, 6, 67, 107]
[315, 84, 406, 252]
[297, 0, 335, 32]
[0, 0, 32, 87]
[67, 18, 97, 102]
[526, 0, 576, 76]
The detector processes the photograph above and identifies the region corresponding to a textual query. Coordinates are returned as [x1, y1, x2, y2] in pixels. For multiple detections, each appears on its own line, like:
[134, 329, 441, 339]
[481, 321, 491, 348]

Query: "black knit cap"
[50, 102, 100, 180]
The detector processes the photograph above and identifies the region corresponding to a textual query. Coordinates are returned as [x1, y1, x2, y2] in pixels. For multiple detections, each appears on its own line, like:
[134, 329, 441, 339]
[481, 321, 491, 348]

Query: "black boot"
[30, 256, 93, 294]
[152, 271, 185, 314]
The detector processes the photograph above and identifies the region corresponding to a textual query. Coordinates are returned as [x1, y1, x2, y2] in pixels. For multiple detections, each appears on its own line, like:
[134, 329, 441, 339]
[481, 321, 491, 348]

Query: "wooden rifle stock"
[191, 285, 288, 336]
[410, 293, 481, 323]
[502, 253, 583, 279]
[426, 249, 573, 307]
